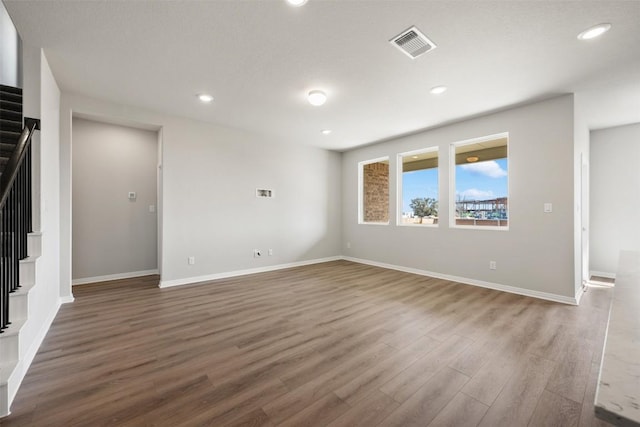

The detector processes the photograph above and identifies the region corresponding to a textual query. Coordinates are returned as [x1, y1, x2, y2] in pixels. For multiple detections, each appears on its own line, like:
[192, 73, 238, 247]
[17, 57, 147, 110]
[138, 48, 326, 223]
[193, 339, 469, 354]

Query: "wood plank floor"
[0, 260, 613, 426]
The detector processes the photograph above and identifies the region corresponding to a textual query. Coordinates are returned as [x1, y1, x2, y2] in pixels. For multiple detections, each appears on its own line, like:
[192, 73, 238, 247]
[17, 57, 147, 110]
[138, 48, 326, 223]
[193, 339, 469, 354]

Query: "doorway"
[71, 117, 161, 285]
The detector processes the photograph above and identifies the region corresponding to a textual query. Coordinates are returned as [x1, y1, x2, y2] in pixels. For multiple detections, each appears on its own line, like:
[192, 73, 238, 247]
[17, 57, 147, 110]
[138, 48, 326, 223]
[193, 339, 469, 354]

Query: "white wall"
[72, 118, 158, 281]
[59, 93, 342, 294]
[9, 46, 63, 407]
[342, 95, 577, 301]
[590, 123, 640, 277]
[0, 1, 20, 87]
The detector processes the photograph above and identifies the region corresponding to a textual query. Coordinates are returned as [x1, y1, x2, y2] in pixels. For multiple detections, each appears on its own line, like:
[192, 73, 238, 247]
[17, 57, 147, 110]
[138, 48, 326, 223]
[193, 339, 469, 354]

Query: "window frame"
[358, 156, 390, 225]
[396, 146, 440, 228]
[449, 132, 509, 231]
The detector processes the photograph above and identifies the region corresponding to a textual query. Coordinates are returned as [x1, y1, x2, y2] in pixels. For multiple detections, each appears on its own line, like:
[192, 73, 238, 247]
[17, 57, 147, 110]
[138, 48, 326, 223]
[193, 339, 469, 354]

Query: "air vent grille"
[390, 26, 437, 59]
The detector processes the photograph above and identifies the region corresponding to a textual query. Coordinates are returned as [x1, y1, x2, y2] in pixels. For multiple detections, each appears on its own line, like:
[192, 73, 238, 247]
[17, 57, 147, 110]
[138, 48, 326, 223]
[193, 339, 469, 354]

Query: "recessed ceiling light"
[198, 94, 213, 103]
[308, 90, 327, 106]
[466, 156, 479, 163]
[577, 23, 611, 40]
[286, 0, 308, 6]
[430, 86, 447, 95]
[412, 156, 419, 159]
[321, 129, 332, 135]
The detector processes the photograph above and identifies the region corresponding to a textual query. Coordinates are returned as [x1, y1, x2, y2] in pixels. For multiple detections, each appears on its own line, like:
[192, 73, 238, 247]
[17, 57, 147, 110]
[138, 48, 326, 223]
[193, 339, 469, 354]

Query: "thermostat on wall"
[256, 189, 274, 198]
[128, 192, 137, 200]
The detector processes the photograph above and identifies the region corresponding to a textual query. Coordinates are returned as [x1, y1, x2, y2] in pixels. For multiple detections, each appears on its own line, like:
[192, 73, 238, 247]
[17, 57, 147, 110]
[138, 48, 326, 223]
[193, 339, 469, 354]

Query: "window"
[450, 133, 508, 229]
[359, 157, 389, 224]
[397, 148, 439, 226]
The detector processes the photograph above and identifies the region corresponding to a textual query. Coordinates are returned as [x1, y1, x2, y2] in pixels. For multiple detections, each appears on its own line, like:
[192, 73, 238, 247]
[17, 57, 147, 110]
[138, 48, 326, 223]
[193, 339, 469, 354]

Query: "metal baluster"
[1, 206, 5, 331]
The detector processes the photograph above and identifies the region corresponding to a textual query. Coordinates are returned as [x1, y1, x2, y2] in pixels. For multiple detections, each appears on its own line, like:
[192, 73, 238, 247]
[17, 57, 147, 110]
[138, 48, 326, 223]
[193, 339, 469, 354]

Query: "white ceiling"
[4, 0, 640, 151]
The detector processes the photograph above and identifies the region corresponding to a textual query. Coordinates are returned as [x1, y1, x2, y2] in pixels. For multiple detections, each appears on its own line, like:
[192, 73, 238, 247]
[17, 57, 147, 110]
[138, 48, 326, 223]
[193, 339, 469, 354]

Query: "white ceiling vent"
[390, 26, 437, 59]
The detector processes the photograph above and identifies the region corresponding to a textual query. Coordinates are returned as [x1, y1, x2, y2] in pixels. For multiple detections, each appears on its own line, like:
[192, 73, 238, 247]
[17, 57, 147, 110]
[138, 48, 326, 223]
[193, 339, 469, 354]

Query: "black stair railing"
[0, 117, 39, 332]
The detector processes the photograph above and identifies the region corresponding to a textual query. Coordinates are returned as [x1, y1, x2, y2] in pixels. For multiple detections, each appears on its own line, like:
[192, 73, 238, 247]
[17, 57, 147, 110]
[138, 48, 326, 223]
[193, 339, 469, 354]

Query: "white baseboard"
[72, 269, 159, 286]
[575, 284, 586, 305]
[7, 300, 61, 412]
[342, 256, 578, 305]
[159, 257, 342, 288]
[159, 255, 578, 305]
[590, 270, 616, 280]
[59, 295, 75, 304]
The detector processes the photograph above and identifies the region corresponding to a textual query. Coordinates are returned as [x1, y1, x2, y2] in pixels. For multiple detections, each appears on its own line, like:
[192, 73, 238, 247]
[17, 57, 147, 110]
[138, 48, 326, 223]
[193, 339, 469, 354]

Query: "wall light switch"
[188, 256, 195, 265]
[128, 192, 137, 200]
[544, 203, 552, 213]
[149, 205, 156, 213]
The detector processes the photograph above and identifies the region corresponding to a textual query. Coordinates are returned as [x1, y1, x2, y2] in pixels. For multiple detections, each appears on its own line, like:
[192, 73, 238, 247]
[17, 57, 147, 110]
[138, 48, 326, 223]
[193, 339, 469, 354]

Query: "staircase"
[0, 85, 23, 173]
[0, 84, 41, 417]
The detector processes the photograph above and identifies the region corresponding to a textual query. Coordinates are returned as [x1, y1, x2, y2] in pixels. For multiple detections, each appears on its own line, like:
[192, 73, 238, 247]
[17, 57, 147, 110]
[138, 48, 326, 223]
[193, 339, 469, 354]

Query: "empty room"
[0, 1, 639, 426]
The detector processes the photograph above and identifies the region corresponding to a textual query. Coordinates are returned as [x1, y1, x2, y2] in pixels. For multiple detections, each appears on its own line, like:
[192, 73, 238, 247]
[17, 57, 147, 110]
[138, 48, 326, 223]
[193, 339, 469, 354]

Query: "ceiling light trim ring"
[308, 90, 327, 106]
[577, 23, 612, 40]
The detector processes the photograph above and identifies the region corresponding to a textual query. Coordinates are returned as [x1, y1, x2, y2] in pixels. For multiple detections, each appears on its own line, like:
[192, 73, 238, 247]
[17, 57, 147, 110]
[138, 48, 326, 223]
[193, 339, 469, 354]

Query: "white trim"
[6, 301, 61, 415]
[575, 284, 586, 305]
[448, 224, 509, 231]
[72, 269, 159, 285]
[59, 295, 75, 304]
[590, 270, 616, 280]
[159, 257, 342, 288]
[342, 256, 578, 305]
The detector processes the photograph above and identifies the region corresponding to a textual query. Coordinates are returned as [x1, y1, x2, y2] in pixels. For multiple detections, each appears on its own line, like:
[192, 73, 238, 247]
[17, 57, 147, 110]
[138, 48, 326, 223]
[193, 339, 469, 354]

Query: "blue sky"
[402, 168, 438, 212]
[456, 158, 508, 201]
[401, 158, 508, 212]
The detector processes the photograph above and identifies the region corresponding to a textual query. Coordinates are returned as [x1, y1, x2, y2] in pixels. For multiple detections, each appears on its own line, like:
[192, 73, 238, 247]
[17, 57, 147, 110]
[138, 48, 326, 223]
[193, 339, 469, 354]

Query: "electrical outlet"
[489, 261, 497, 270]
[188, 256, 195, 265]
[254, 249, 262, 258]
[268, 249, 273, 256]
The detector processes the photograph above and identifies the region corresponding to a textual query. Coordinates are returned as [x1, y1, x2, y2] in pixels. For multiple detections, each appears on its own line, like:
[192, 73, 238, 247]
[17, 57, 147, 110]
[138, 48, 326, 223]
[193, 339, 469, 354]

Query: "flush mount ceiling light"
[286, 0, 308, 6]
[321, 129, 332, 135]
[198, 94, 213, 103]
[466, 156, 479, 163]
[577, 23, 612, 40]
[308, 90, 327, 106]
[412, 155, 419, 159]
[430, 86, 447, 95]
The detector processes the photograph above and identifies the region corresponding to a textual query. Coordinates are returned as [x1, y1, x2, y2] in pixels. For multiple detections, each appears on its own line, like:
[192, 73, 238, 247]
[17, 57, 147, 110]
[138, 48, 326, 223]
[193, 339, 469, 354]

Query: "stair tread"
[0, 84, 22, 95]
[0, 318, 27, 339]
[0, 361, 19, 384]
[0, 100, 21, 108]
[10, 282, 34, 296]
[0, 119, 22, 129]
[0, 363, 20, 387]
[0, 108, 21, 116]
[0, 104, 22, 116]
[0, 92, 22, 104]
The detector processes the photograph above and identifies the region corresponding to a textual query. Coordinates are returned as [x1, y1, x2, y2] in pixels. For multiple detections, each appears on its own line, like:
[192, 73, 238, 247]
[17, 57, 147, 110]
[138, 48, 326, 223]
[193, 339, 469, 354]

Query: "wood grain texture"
[528, 390, 581, 427]
[0, 261, 614, 426]
[428, 392, 489, 427]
